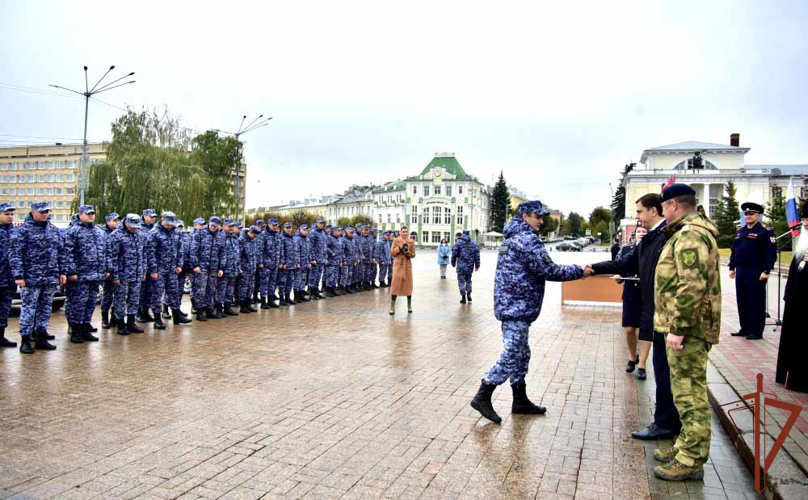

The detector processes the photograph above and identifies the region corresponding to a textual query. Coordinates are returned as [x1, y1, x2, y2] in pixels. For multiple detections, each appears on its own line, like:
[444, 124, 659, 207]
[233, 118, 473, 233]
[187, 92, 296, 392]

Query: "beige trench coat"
[390, 237, 416, 296]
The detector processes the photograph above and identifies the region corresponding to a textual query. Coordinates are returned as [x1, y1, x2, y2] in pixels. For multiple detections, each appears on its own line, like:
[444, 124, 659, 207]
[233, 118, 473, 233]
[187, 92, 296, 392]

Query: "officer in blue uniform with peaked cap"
[0, 202, 17, 348]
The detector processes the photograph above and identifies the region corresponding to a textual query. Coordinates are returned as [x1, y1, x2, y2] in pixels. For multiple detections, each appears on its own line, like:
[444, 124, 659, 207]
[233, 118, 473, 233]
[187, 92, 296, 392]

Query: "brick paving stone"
[0, 249, 764, 499]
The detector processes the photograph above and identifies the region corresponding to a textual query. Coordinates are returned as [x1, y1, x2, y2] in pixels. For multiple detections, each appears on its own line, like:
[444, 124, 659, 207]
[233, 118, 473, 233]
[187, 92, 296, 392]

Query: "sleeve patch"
[771, 236, 776, 244]
[541, 252, 552, 264]
[681, 249, 698, 268]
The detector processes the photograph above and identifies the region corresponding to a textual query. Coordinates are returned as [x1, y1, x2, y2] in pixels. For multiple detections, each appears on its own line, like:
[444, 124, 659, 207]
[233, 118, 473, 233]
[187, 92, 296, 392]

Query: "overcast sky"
[2, 0, 807, 217]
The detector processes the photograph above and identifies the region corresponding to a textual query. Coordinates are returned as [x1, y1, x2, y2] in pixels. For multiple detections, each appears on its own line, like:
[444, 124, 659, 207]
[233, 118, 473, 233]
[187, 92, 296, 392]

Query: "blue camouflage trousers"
[237, 271, 255, 301]
[114, 280, 141, 320]
[191, 271, 205, 307]
[267, 267, 278, 298]
[152, 272, 180, 310]
[457, 269, 473, 294]
[340, 265, 349, 287]
[0, 287, 13, 329]
[168, 273, 186, 310]
[485, 320, 532, 386]
[258, 267, 269, 296]
[294, 268, 309, 291]
[205, 273, 220, 308]
[325, 266, 340, 287]
[19, 285, 56, 337]
[363, 262, 375, 283]
[101, 279, 115, 312]
[278, 268, 294, 295]
[352, 262, 362, 285]
[139, 277, 154, 311]
[66, 281, 100, 324]
[378, 264, 388, 283]
[218, 276, 236, 303]
[308, 264, 324, 289]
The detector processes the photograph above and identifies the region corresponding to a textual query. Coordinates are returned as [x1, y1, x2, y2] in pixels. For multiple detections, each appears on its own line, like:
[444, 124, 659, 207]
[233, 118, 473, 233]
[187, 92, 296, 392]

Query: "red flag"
[662, 174, 676, 190]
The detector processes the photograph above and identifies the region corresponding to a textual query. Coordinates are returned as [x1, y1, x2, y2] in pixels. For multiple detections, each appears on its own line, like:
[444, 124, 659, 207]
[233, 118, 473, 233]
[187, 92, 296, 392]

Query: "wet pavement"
[0, 249, 761, 499]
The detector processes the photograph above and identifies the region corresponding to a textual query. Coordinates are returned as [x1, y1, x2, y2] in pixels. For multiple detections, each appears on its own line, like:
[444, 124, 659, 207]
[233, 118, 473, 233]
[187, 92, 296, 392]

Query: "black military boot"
[260, 296, 271, 309]
[372, 282, 379, 289]
[205, 307, 218, 319]
[240, 300, 251, 313]
[196, 308, 208, 322]
[127, 315, 144, 333]
[19, 334, 34, 354]
[101, 309, 111, 329]
[300, 290, 311, 302]
[467, 293, 472, 303]
[35, 330, 57, 350]
[247, 299, 258, 312]
[117, 318, 130, 335]
[162, 304, 172, 319]
[88, 324, 98, 333]
[324, 286, 335, 298]
[470, 379, 501, 424]
[175, 307, 188, 319]
[33, 329, 54, 340]
[252, 291, 259, 304]
[135, 307, 147, 323]
[144, 308, 155, 322]
[511, 383, 546, 415]
[152, 309, 166, 330]
[460, 293, 467, 304]
[268, 295, 280, 308]
[316, 287, 326, 299]
[69, 324, 84, 344]
[224, 302, 239, 316]
[81, 323, 99, 342]
[173, 310, 192, 324]
[0, 328, 16, 348]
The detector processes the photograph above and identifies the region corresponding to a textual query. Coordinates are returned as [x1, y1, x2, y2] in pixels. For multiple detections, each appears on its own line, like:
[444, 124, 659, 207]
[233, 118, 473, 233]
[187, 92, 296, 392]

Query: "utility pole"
[217, 115, 272, 223]
[50, 66, 135, 206]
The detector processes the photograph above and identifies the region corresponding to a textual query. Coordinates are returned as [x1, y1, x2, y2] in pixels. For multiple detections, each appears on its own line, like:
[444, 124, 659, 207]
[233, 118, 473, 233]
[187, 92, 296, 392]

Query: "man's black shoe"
[626, 358, 637, 373]
[153, 310, 166, 330]
[81, 323, 99, 342]
[731, 331, 746, 337]
[69, 323, 84, 344]
[460, 293, 466, 304]
[746, 334, 763, 340]
[162, 304, 172, 319]
[225, 302, 239, 316]
[467, 293, 472, 302]
[636, 368, 647, 380]
[127, 315, 144, 334]
[117, 319, 130, 335]
[101, 309, 111, 329]
[173, 310, 192, 324]
[632, 424, 677, 440]
[511, 383, 546, 414]
[196, 310, 208, 322]
[20, 334, 34, 354]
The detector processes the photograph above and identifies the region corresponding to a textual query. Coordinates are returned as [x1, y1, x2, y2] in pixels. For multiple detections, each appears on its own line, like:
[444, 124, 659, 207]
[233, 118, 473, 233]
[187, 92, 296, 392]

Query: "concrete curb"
[707, 361, 808, 499]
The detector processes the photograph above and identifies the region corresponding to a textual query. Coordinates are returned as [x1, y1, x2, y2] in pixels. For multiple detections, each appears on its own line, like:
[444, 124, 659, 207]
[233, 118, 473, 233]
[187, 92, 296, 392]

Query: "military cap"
[325, 224, 332, 229]
[283, 222, 292, 228]
[0, 202, 15, 212]
[125, 213, 142, 228]
[193, 217, 205, 225]
[517, 200, 550, 216]
[299, 224, 309, 230]
[356, 223, 364, 228]
[105, 212, 119, 222]
[78, 204, 95, 214]
[660, 183, 696, 202]
[142, 208, 157, 217]
[346, 226, 355, 232]
[334, 226, 343, 231]
[462, 229, 470, 236]
[255, 219, 266, 226]
[249, 225, 260, 234]
[802, 201, 808, 219]
[370, 228, 378, 233]
[162, 211, 177, 225]
[741, 202, 764, 214]
[225, 219, 237, 227]
[236, 222, 243, 229]
[268, 218, 279, 225]
[209, 216, 222, 226]
[31, 201, 51, 212]
[316, 218, 324, 224]
[177, 220, 185, 227]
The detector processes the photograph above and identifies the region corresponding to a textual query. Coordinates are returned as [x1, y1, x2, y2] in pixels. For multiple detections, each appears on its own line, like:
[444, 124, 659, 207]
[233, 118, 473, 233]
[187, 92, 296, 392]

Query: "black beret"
[740, 202, 764, 214]
[660, 183, 696, 202]
[802, 201, 808, 219]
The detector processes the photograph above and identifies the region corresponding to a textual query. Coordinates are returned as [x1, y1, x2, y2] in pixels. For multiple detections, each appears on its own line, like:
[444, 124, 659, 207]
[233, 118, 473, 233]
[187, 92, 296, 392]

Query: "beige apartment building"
[0, 143, 105, 226]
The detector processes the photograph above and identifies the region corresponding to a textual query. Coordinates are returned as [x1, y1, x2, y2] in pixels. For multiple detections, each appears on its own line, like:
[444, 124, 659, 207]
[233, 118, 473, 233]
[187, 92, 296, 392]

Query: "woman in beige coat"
[390, 226, 416, 315]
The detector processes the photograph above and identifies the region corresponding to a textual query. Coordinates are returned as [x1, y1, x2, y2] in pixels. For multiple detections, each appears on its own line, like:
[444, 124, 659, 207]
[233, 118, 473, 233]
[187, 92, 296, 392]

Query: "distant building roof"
[641, 141, 750, 163]
[419, 152, 470, 180]
[745, 165, 808, 176]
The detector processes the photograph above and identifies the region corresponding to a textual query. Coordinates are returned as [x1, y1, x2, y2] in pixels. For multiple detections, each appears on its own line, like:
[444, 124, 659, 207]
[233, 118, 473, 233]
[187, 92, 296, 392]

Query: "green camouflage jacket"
[653, 211, 722, 344]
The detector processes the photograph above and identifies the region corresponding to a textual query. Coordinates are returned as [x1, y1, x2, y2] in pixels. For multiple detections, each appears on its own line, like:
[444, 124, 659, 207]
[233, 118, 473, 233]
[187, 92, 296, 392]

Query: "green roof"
[420, 155, 469, 179]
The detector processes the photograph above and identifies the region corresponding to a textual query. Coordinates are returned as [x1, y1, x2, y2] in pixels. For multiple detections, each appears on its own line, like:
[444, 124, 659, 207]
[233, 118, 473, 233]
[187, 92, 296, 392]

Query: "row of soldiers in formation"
[0, 201, 398, 354]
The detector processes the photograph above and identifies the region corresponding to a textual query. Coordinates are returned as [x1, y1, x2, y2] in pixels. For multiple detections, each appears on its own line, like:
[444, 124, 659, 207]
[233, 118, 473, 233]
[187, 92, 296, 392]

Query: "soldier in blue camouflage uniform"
[386, 230, 394, 285]
[251, 220, 266, 304]
[361, 226, 376, 290]
[366, 228, 380, 288]
[10, 201, 64, 353]
[374, 230, 391, 288]
[219, 220, 242, 316]
[191, 216, 226, 321]
[0, 203, 17, 348]
[148, 211, 191, 328]
[293, 224, 312, 303]
[137, 209, 158, 323]
[324, 226, 342, 296]
[100, 213, 120, 329]
[308, 218, 328, 299]
[277, 222, 297, 306]
[470, 201, 585, 423]
[261, 219, 281, 308]
[106, 214, 146, 335]
[452, 229, 481, 304]
[162, 220, 191, 321]
[62, 205, 105, 343]
[337, 227, 350, 294]
[238, 225, 261, 312]
[188, 218, 206, 314]
[343, 227, 358, 293]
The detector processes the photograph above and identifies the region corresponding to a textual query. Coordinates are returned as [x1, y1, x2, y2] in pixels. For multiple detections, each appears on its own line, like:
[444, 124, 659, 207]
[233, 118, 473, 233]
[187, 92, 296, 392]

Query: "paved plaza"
[0, 249, 762, 499]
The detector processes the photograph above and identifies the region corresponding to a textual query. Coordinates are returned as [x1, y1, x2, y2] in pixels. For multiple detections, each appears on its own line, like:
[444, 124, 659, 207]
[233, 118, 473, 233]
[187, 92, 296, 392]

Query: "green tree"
[540, 215, 558, 237]
[490, 171, 510, 232]
[589, 206, 612, 227]
[712, 181, 740, 248]
[765, 189, 789, 236]
[610, 162, 636, 226]
[567, 212, 584, 236]
[592, 220, 609, 241]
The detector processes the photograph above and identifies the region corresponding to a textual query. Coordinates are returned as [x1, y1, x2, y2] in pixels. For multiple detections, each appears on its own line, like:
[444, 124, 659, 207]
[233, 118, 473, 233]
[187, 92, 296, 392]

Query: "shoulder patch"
[498, 244, 509, 254]
[681, 249, 698, 268]
[541, 252, 552, 264]
[681, 224, 691, 233]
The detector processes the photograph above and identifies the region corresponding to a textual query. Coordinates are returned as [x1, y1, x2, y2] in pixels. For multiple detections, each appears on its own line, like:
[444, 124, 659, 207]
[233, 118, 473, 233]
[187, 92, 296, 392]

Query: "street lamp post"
[217, 115, 272, 223]
[50, 66, 135, 206]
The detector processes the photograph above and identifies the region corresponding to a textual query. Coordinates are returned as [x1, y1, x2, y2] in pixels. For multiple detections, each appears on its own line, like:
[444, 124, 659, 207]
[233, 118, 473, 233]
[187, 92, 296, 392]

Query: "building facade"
[620, 134, 808, 240]
[0, 143, 105, 226]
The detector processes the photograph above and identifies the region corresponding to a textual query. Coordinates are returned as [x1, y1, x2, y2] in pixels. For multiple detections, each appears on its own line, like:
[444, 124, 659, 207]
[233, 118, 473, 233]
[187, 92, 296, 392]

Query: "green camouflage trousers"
[667, 334, 711, 467]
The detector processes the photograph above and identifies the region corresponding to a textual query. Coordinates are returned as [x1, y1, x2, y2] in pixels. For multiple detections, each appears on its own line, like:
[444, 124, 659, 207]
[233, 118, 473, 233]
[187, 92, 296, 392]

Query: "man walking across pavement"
[652, 184, 721, 481]
[0, 203, 17, 348]
[728, 202, 776, 340]
[62, 205, 105, 343]
[452, 229, 481, 304]
[470, 201, 584, 423]
[10, 201, 65, 353]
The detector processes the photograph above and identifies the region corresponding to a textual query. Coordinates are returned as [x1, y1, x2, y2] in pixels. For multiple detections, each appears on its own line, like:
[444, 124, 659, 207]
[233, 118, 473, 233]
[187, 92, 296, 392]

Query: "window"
[17, 188, 24, 195]
[457, 206, 464, 225]
[387, 214, 391, 223]
[411, 232, 418, 243]
[458, 185, 463, 195]
[56, 201, 64, 208]
[66, 187, 75, 194]
[48, 161, 55, 169]
[424, 186, 430, 196]
[57, 174, 64, 182]
[37, 188, 44, 195]
[28, 175, 34, 182]
[423, 207, 429, 223]
[58, 161, 64, 169]
[432, 231, 441, 243]
[1, 189, 7, 195]
[8, 201, 14, 208]
[67, 174, 74, 182]
[411, 207, 417, 224]
[46, 188, 54, 195]
[772, 186, 783, 199]
[38, 175, 45, 182]
[48, 174, 55, 182]
[379, 213, 383, 223]
[37, 162, 46, 170]
[67, 161, 75, 169]
[709, 185, 722, 217]
[16, 162, 23, 170]
[413, 186, 418, 195]
[27, 188, 33, 195]
[0, 163, 6, 171]
[433, 206, 441, 224]
[445, 208, 452, 224]
[446, 185, 452, 197]
[434, 186, 441, 195]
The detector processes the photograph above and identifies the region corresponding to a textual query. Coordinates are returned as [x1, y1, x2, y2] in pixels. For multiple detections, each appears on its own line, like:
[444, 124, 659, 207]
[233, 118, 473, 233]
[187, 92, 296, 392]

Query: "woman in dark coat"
[616, 227, 649, 380]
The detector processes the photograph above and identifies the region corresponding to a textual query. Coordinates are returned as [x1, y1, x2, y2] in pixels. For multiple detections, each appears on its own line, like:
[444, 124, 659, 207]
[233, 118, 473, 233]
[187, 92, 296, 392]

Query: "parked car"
[556, 242, 582, 252]
[10, 284, 66, 316]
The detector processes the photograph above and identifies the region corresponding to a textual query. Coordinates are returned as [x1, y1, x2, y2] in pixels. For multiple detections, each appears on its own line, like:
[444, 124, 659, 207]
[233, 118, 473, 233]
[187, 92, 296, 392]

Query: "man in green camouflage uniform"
[652, 184, 721, 481]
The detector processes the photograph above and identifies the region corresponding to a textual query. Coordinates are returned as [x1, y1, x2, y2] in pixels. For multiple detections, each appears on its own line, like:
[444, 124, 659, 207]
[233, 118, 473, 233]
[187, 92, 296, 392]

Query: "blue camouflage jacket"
[452, 236, 480, 271]
[0, 223, 15, 287]
[239, 232, 258, 273]
[10, 214, 63, 286]
[309, 227, 327, 264]
[105, 227, 144, 283]
[138, 223, 156, 276]
[223, 232, 241, 277]
[148, 223, 183, 274]
[267, 229, 281, 267]
[279, 230, 298, 268]
[180, 231, 193, 272]
[494, 217, 583, 322]
[373, 238, 390, 264]
[326, 233, 341, 266]
[294, 231, 311, 269]
[61, 221, 106, 281]
[190, 228, 226, 273]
